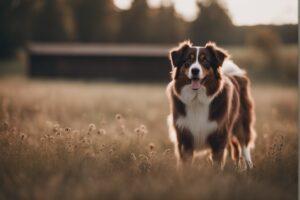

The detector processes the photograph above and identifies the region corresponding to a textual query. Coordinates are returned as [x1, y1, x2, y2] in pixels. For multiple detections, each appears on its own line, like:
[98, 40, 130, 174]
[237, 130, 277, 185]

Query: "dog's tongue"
[191, 79, 201, 90]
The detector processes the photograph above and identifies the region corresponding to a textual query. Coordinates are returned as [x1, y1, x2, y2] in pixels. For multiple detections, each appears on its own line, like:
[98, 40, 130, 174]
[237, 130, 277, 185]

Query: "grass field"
[0, 78, 298, 200]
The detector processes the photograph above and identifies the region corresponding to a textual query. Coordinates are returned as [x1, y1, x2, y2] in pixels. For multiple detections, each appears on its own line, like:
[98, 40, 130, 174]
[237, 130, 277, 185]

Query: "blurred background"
[0, 0, 298, 83]
[0, 1, 298, 199]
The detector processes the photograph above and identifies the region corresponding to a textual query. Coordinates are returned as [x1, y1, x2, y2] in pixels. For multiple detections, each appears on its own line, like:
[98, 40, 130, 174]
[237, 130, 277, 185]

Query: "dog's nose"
[191, 68, 199, 75]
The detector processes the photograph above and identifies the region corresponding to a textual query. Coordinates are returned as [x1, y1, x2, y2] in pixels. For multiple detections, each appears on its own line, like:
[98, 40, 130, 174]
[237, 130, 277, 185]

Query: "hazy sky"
[113, 0, 298, 25]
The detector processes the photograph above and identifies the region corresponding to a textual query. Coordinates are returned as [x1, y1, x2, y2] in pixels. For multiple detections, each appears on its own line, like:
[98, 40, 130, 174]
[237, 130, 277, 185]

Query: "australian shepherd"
[166, 41, 256, 170]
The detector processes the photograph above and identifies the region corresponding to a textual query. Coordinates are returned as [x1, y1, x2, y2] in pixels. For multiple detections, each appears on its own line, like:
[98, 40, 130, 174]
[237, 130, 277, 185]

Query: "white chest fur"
[175, 85, 218, 150]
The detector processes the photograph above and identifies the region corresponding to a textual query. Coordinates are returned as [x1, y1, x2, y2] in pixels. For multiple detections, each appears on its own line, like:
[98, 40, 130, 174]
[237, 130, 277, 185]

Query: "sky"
[113, 0, 298, 25]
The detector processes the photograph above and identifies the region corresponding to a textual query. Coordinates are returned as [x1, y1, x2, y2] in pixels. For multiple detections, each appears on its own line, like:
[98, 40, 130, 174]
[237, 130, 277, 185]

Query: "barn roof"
[27, 43, 172, 57]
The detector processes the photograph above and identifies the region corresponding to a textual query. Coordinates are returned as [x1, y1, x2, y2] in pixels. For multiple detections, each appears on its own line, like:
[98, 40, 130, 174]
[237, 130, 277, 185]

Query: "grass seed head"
[140, 124, 146, 130]
[2, 121, 9, 131]
[97, 129, 106, 135]
[20, 133, 25, 140]
[88, 123, 96, 132]
[65, 127, 71, 133]
[149, 143, 155, 151]
[130, 153, 137, 161]
[115, 113, 122, 120]
[134, 128, 140, 134]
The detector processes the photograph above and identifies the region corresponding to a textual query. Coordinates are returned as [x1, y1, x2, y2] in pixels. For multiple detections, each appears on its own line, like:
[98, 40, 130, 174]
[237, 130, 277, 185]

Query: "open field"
[0, 78, 298, 200]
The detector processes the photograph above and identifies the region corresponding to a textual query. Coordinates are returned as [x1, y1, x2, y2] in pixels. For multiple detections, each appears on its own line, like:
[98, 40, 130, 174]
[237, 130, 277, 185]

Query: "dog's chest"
[176, 86, 218, 150]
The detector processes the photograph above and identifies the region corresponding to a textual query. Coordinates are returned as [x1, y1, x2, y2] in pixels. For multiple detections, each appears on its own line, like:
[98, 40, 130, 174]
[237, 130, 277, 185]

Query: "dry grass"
[0, 78, 297, 200]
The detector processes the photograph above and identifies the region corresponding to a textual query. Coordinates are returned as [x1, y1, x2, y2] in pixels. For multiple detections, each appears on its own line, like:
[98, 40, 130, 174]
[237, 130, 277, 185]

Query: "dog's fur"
[166, 41, 256, 170]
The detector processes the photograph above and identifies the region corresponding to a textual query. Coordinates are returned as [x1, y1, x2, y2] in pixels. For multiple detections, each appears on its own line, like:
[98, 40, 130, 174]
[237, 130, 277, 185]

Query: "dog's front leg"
[207, 131, 228, 170]
[177, 142, 194, 167]
[211, 148, 227, 170]
[176, 128, 194, 168]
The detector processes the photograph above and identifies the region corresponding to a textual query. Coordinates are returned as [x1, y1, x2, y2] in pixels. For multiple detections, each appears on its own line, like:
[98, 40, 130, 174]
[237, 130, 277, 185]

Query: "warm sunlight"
[224, 0, 297, 25]
[173, 0, 199, 22]
[1, 0, 297, 199]
[114, 0, 298, 25]
[113, 0, 132, 10]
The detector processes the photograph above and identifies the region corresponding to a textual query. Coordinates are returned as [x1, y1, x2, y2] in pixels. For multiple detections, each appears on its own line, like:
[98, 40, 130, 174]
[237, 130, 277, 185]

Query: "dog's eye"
[185, 54, 195, 64]
[185, 58, 193, 65]
[200, 54, 206, 62]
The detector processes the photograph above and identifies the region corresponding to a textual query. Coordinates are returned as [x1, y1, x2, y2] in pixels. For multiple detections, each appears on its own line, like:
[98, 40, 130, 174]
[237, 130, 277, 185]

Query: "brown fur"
[175, 127, 194, 162]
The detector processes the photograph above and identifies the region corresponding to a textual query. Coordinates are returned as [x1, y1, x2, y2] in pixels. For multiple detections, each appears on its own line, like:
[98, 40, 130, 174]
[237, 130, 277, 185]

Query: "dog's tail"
[222, 59, 246, 77]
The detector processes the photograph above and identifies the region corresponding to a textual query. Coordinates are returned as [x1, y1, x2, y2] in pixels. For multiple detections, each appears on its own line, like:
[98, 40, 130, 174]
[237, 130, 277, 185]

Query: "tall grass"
[0, 78, 297, 200]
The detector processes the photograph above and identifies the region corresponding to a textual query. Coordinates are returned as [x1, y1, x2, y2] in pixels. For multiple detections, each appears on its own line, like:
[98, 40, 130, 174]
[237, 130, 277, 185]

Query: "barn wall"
[29, 55, 172, 82]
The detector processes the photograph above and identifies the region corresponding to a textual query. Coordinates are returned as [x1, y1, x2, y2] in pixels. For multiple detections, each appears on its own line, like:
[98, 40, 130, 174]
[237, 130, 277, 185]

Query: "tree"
[0, 0, 37, 58]
[246, 27, 282, 73]
[72, 0, 118, 42]
[32, 0, 75, 42]
[189, 1, 234, 45]
[117, 0, 151, 43]
[148, 4, 186, 43]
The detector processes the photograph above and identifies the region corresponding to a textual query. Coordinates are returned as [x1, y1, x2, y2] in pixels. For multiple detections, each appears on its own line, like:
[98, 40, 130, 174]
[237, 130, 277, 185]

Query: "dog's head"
[169, 41, 228, 90]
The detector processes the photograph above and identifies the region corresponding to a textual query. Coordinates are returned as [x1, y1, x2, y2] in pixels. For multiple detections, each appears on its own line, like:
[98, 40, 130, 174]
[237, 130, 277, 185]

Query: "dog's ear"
[205, 42, 229, 79]
[169, 40, 192, 79]
[205, 41, 229, 67]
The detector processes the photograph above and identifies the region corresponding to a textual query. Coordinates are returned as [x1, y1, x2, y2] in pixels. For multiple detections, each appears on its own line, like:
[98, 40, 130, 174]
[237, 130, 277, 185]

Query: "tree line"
[0, 0, 297, 58]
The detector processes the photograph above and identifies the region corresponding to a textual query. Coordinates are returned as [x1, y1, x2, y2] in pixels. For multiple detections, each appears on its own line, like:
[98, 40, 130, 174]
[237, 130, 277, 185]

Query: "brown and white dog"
[166, 41, 256, 170]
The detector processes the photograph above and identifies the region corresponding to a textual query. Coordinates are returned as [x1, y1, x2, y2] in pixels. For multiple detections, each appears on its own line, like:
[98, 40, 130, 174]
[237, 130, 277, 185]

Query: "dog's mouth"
[191, 77, 207, 90]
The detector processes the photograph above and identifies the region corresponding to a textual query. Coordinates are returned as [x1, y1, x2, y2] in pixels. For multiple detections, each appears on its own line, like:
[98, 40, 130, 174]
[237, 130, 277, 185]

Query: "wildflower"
[99, 144, 105, 151]
[65, 127, 71, 133]
[97, 129, 106, 135]
[134, 128, 140, 134]
[140, 124, 146, 130]
[115, 114, 122, 120]
[53, 124, 60, 133]
[88, 123, 96, 132]
[20, 133, 25, 140]
[130, 153, 137, 161]
[139, 124, 148, 135]
[109, 148, 115, 154]
[138, 154, 149, 161]
[149, 143, 155, 151]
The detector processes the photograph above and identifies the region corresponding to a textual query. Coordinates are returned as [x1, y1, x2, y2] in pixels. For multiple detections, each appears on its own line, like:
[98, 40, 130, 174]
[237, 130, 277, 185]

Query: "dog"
[166, 41, 256, 170]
